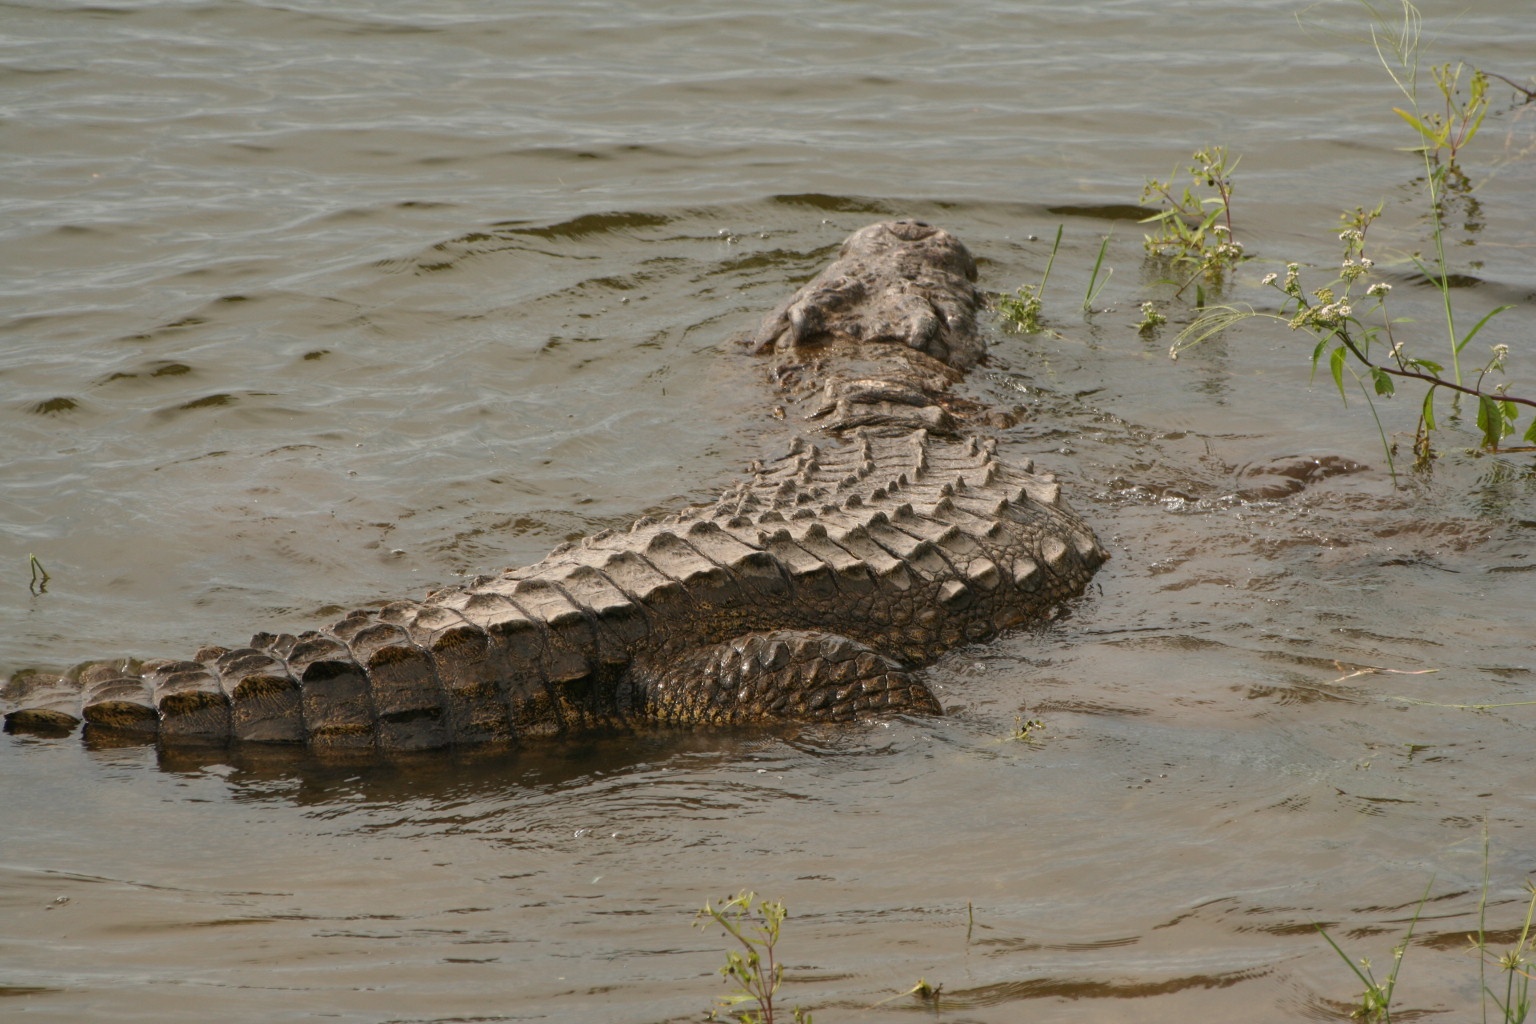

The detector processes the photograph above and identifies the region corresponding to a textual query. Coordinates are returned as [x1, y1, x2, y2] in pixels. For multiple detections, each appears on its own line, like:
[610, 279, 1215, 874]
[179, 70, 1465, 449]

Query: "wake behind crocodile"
[2, 221, 1107, 753]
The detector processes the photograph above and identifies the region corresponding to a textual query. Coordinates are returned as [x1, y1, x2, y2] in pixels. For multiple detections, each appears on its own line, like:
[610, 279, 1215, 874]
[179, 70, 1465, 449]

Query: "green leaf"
[1371, 368, 1395, 396]
[1407, 357, 1444, 375]
[1329, 344, 1348, 400]
[1476, 395, 1509, 448]
[1524, 417, 1536, 444]
[1393, 106, 1436, 140]
[1455, 304, 1514, 353]
[1461, 75, 1490, 148]
[1311, 336, 1329, 372]
[1039, 224, 1064, 290]
[1407, 254, 1451, 294]
[1421, 388, 1437, 431]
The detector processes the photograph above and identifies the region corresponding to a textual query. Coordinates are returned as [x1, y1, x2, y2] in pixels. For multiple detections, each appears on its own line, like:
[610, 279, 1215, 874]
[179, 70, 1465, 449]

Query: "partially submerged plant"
[28, 554, 50, 595]
[1007, 712, 1047, 744]
[864, 977, 943, 1012]
[1315, 878, 1433, 1023]
[1000, 226, 1113, 330]
[1137, 300, 1167, 335]
[1375, 0, 1489, 191]
[997, 282, 1045, 334]
[998, 225, 1062, 334]
[1175, 223, 1526, 476]
[1083, 233, 1113, 313]
[1141, 145, 1247, 297]
[1473, 835, 1535, 1024]
[696, 891, 813, 1024]
[1164, 1, 1533, 473]
[1317, 829, 1535, 1024]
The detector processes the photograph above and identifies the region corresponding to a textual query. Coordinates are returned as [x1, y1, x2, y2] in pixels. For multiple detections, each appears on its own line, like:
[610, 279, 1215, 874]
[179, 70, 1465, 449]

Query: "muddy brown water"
[3, 2, 1535, 1021]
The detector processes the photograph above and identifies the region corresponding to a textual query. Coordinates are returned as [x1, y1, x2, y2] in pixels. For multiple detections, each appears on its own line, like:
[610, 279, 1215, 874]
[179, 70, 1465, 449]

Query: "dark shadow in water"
[113, 722, 810, 807]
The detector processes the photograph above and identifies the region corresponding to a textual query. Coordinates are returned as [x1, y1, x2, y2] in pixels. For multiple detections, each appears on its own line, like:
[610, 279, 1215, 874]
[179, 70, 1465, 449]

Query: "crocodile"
[2, 220, 1107, 753]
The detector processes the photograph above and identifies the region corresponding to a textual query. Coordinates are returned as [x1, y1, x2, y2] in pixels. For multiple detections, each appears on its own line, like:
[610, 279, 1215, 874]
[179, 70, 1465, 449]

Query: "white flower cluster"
[1339, 256, 1375, 282]
[1310, 301, 1353, 327]
[1290, 288, 1353, 330]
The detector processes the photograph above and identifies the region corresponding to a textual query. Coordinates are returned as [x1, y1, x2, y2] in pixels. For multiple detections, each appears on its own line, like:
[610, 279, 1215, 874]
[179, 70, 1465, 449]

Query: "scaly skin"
[2, 221, 1107, 751]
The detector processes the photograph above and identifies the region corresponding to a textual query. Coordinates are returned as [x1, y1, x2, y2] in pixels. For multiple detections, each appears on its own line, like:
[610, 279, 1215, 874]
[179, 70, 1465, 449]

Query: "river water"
[3, 1, 1534, 1021]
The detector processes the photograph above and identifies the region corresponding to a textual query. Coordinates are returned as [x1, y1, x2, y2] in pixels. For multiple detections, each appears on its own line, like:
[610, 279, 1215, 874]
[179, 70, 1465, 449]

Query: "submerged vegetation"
[696, 892, 813, 1024]
[1315, 878, 1434, 1023]
[994, 1, 1536, 1011]
[1003, 0, 1533, 474]
[1317, 837, 1535, 1023]
[997, 224, 1060, 334]
[1141, 145, 1248, 299]
[698, 862, 1535, 1022]
[1167, 0, 1533, 473]
[28, 554, 49, 595]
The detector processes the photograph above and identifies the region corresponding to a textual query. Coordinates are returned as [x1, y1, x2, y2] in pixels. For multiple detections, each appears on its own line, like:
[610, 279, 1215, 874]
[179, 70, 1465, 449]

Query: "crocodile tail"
[0, 596, 585, 753]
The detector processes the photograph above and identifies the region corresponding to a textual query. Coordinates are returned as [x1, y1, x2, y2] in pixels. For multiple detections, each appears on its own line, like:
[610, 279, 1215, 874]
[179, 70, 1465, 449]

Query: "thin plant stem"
[1356, 372, 1398, 481]
[1481, 826, 1493, 1024]
[1316, 875, 1434, 1023]
[1367, 0, 1462, 384]
[1083, 234, 1112, 312]
[29, 554, 50, 595]
[1040, 224, 1063, 292]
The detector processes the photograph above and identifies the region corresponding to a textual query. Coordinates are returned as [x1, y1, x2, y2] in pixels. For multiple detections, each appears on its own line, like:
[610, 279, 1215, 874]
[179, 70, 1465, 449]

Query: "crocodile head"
[748, 219, 985, 370]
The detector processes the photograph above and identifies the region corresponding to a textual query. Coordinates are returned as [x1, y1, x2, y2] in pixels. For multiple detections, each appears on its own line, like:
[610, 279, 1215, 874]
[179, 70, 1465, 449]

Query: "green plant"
[1316, 878, 1433, 1022]
[1365, 0, 1492, 391]
[1167, 1, 1534, 470]
[1380, 17, 1488, 190]
[997, 283, 1044, 333]
[1140, 146, 1247, 296]
[864, 977, 942, 1011]
[1473, 834, 1535, 1023]
[1137, 300, 1167, 335]
[1176, 226, 1525, 476]
[1084, 233, 1113, 313]
[1480, 907, 1536, 1023]
[1007, 713, 1047, 743]
[1317, 830, 1535, 1024]
[695, 891, 812, 1024]
[29, 554, 49, 595]
[998, 225, 1062, 333]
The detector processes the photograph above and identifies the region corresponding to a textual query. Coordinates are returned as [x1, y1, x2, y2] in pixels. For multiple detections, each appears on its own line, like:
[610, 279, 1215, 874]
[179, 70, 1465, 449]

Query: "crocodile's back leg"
[625, 630, 942, 726]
